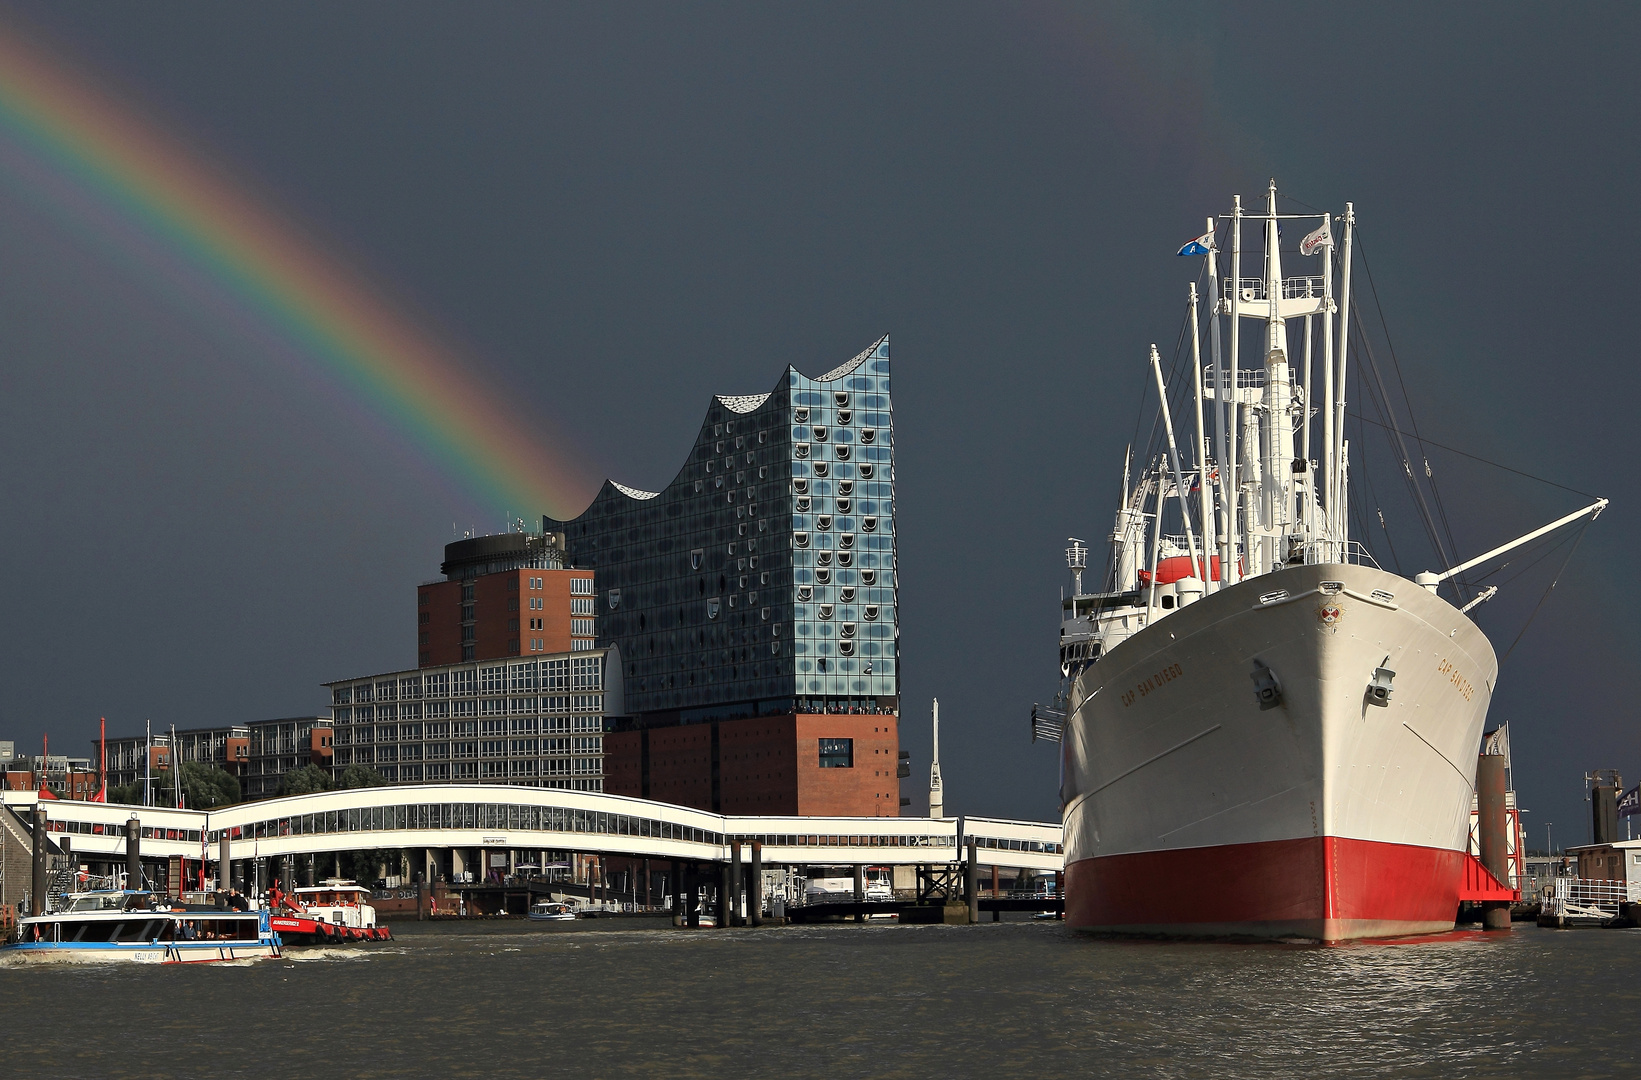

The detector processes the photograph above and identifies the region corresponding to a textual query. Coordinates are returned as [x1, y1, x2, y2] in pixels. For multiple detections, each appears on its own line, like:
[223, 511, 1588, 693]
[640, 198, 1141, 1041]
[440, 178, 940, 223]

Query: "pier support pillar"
[749, 842, 763, 927]
[31, 806, 48, 916]
[966, 840, 979, 925]
[716, 863, 731, 928]
[729, 843, 743, 926]
[1054, 871, 1064, 919]
[991, 866, 1001, 922]
[671, 860, 684, 927]
[643, 858, 652, 911]
[854, 864, 865, 922]
[686, 864, 700, 929]
[1477, 752, 1513, 931]
[126, 816, 142, 892]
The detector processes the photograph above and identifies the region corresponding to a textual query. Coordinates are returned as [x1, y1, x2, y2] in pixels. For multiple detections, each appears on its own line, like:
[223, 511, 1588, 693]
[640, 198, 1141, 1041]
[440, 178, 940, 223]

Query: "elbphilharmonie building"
[545, 335, 897, 723]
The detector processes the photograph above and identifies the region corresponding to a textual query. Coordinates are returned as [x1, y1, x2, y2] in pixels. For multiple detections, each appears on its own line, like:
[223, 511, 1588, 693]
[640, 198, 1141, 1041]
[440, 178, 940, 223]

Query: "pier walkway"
[3, 786, 1061, 872]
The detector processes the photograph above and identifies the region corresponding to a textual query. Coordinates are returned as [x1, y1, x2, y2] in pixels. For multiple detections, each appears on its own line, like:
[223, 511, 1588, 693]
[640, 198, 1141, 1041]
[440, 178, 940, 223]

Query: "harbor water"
[4, 918, 1640, 1078]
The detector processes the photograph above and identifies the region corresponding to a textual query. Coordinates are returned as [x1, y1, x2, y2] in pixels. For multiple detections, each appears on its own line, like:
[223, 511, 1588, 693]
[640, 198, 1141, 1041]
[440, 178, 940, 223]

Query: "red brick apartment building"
[418, 532, 595, 666]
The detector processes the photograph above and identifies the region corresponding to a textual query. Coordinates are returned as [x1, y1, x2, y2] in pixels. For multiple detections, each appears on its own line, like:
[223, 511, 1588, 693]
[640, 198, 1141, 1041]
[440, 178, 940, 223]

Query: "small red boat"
[268, 880, 393, 946]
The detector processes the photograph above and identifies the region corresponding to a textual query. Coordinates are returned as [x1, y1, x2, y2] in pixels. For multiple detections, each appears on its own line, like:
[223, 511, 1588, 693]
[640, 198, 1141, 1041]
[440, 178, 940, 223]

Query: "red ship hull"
[269, 915, 392, 945]
[1064, 836, 1465, 942]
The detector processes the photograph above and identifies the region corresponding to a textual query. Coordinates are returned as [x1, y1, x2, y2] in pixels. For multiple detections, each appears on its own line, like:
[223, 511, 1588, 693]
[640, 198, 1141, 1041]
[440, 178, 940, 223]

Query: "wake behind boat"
[1042, 183, 1604, 942]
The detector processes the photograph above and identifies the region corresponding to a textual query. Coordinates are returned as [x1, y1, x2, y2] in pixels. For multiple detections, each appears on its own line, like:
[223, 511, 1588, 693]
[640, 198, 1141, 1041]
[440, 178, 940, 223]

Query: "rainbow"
[0, 25, 594, 519]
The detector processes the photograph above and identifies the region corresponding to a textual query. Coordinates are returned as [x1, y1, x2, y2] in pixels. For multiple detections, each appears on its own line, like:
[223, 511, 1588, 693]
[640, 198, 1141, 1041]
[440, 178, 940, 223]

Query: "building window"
[570, 577, 595, 596]
[819, 738, 854, 769]
[571, 597, 595, 615]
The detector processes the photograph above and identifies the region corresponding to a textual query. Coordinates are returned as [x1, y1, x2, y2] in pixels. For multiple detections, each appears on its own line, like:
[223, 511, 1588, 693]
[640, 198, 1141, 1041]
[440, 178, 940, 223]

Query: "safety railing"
[1542, 876, 1638, 917]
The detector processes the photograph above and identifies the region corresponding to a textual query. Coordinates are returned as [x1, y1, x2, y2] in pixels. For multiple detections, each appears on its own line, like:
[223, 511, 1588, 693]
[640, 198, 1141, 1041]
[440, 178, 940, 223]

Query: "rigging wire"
[1349, 306, 1460, 593]
[1354, 229, 1467, 580]
[1343, 413, 1599, 499]
[1499, 520, 1593, 665]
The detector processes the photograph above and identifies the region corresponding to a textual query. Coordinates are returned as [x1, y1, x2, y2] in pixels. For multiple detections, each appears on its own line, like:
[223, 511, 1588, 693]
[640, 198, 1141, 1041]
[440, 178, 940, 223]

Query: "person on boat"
[227, 889, 250, 912]
[180, 921, 198, 940]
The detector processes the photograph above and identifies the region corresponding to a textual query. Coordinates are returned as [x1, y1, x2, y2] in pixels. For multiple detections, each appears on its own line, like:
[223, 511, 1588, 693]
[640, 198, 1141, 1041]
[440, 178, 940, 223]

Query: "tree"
[136, 762, 240, 808]
[336, 765, 389, 790]
[278, 764, 334, 796]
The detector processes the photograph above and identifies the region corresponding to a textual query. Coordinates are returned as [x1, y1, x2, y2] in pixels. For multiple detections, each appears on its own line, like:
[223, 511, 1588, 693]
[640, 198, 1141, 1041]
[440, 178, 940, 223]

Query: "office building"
[326, 647, 619, 791]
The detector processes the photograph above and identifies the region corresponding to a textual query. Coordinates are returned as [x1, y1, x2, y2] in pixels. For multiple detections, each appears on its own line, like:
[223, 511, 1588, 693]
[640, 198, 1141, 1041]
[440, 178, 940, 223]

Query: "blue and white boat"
[4, 889, 282, 964]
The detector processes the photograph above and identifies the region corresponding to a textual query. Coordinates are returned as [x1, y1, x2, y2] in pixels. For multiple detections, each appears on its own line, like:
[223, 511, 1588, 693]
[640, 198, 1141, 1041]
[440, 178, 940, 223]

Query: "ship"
[1038, 183, 1605, 942]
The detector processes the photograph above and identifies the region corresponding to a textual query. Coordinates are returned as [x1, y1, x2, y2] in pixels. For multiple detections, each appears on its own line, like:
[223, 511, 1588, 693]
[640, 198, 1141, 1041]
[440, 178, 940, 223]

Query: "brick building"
[418, 532, 596, 667]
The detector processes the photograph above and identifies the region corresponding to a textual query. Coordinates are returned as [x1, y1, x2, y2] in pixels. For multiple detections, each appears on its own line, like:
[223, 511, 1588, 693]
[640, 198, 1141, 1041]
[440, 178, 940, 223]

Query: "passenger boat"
[4, 889, 281, 963]
[527, 900, 577, 921]
[268, 880, 392, 945]
[1045, 183, 1605, 942]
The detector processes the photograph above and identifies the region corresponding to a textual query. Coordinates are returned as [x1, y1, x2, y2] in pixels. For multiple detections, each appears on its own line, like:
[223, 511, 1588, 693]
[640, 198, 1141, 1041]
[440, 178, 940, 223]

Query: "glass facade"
[544, 336, 897, 719]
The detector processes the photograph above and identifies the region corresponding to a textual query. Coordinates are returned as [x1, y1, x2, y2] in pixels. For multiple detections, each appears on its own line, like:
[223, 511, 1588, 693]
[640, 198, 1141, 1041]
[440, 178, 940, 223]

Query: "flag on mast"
[1177, 230, 1215, 257]
[1620, 784, 1640, 819]
[1300, 221, 1333, 256]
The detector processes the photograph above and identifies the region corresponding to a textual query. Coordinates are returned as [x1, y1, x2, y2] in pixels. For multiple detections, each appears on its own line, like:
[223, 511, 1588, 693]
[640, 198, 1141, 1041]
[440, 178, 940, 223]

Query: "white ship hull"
[1062, 562, 1496, 941]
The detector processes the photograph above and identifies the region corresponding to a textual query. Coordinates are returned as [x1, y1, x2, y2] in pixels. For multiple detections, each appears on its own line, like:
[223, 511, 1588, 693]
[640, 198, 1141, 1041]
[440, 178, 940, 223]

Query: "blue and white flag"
[1177, 231, 1215, 257]
[1619, 783, 1641, 819]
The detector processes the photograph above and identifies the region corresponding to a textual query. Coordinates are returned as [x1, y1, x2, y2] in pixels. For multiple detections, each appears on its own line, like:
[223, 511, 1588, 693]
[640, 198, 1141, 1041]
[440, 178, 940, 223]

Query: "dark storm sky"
[0, 2, 1635, 847]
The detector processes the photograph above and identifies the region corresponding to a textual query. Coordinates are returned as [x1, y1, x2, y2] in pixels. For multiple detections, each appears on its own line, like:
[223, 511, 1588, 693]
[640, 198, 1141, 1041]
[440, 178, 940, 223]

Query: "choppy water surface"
[4, 918, 1639, 1079]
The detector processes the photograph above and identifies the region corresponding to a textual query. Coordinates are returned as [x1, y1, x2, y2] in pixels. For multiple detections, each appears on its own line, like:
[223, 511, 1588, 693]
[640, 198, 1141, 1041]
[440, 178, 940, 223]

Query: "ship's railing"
[1542, 876, 1638, 917]
[1202, 366, 1268, 391]
[1221, 276, 1327, 303]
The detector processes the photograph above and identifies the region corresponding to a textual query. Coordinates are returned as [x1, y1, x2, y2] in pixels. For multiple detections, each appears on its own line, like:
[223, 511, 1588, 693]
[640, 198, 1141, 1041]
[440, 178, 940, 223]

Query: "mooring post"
[126, 816, 142, 891]
[1477, 752, 1513, 931]
[966, 839, 979, 925]
[31, 806, 49, 916]
[749, 842, 763, 927]
[729, 842, 743, 926]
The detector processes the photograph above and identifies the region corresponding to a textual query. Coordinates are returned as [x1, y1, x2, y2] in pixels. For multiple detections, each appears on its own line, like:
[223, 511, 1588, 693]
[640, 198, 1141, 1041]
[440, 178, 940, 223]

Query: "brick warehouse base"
[606, 712, 900, 816]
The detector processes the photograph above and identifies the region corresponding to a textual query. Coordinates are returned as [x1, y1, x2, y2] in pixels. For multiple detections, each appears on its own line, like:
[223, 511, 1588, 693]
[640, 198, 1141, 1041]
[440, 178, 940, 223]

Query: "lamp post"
[1546, 822, 1553, 859]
